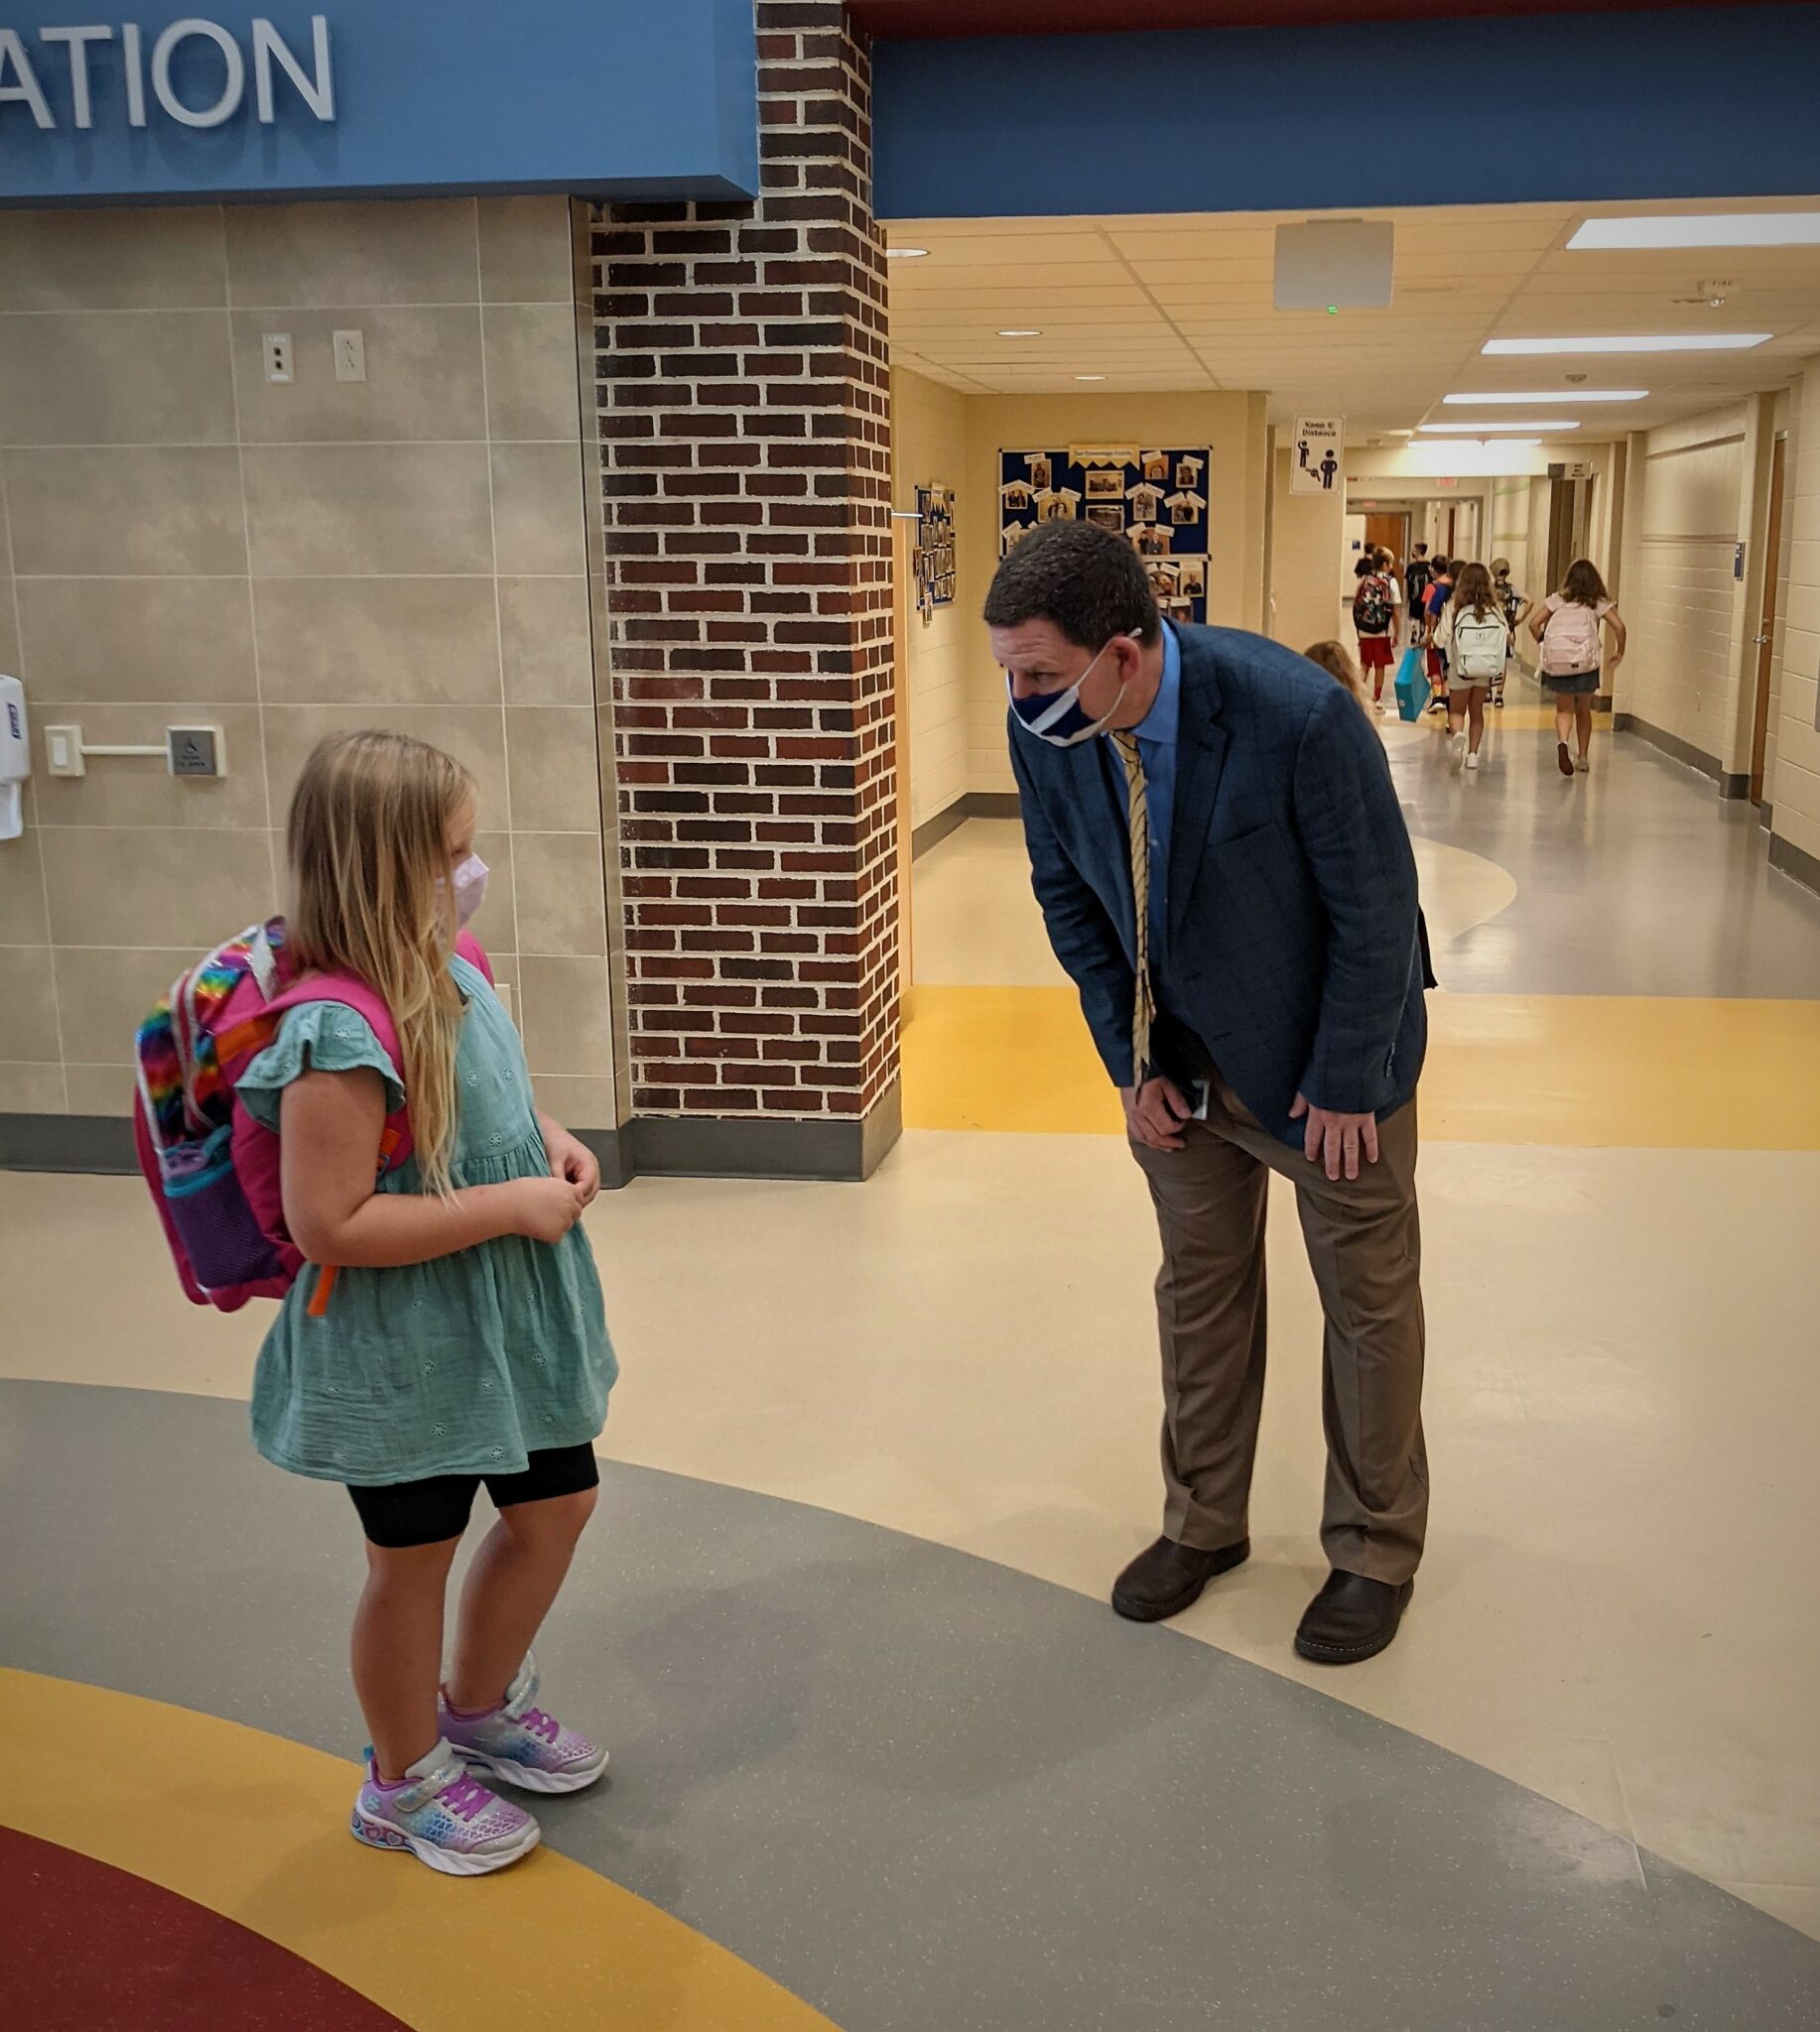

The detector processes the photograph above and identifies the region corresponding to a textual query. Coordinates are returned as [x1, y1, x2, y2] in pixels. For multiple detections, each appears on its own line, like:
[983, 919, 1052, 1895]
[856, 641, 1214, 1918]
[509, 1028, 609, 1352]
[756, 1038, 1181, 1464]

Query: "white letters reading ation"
[0, 17, 335, 131]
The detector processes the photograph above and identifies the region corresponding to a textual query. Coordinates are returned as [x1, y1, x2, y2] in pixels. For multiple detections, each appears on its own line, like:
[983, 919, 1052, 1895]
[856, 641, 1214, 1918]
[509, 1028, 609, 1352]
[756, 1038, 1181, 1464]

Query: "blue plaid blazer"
[1008, 624, 1426, 1147]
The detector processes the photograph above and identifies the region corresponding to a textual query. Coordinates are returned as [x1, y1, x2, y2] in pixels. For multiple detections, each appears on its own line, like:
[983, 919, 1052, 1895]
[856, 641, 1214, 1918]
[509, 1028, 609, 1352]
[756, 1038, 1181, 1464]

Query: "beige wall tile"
[43, 827, 275, 948]
[477, 198, 577, 306]
[30, 704, 267, 830]
[0, 945, 61, 1059]
[225, 199, 479, 308]
[230, 309, 485, 444]
[65, 1064, 134, 1117]
[16, 578, 256, 702]
[5, 447, 247, 575]
[263, 705, 508, 829]
[0, 206, 226, 313]
[516, 954, 616, 1078]
[0, 572, 18, 673]
[0, 1061, 65, 1111]
[525, 1074, 620, 1133]
[506, 706, 603, 831]
[513, 833, 607, 957]
[243, 444, 493, 576]
[0, 311, 235, 447]
[499, 577, 592, 704]
[54, 947, 197, 1065]
[490, 443, 586, 574]
[482, 305, 583, 443]
[254, 578, 501, 706]
[0, 831, 51, 944]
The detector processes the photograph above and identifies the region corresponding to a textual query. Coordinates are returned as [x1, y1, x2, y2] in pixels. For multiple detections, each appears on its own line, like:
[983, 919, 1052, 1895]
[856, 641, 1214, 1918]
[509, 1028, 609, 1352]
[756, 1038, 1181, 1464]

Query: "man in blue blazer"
[986, 521, 1429, 1664]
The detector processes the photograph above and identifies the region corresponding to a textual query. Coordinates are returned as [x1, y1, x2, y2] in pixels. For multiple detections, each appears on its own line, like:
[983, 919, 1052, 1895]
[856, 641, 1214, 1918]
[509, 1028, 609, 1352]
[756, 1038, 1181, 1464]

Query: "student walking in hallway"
[988, 521, 1430, 1666]
[1531, 559, 1626, 776]
[1432, 562, 1511, 770]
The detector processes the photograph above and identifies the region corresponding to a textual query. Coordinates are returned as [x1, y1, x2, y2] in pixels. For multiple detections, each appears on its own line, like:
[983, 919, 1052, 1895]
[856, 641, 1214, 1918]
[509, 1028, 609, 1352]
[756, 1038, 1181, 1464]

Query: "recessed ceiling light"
[998, 328, 1041, 337]
[1568, 213, 1820, 250]
[1420, 420, 1581, 433]
[1484, 334, 1770, 355]
[885, 246, 929, 259]
[1445, 390, 1647, 405]
[1075, 374, 1106, 382]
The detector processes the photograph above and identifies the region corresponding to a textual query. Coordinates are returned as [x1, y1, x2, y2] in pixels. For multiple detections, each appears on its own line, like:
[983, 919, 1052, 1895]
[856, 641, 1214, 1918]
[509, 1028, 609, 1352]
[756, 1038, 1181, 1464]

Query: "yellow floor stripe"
[0, 1669, 838, 2032]
[902, 987, 1820, 1149]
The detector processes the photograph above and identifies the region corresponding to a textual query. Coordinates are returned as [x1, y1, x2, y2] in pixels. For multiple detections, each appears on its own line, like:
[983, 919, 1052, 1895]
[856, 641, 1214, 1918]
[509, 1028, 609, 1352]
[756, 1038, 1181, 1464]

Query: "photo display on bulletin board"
[999, 444, 1212, 625]
[914, 483, 956, 621]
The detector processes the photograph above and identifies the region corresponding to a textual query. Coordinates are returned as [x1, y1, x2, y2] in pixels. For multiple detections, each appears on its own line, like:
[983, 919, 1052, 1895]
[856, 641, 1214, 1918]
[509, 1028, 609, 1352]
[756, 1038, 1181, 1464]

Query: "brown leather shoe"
[1111, 1535, 1249, 1623]
[1293, 1570, 1414, 1664]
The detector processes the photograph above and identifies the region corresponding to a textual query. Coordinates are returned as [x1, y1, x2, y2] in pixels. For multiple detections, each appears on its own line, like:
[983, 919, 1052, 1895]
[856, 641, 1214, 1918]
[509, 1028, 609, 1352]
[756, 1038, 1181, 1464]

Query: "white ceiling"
[886, 197, 1820, 441]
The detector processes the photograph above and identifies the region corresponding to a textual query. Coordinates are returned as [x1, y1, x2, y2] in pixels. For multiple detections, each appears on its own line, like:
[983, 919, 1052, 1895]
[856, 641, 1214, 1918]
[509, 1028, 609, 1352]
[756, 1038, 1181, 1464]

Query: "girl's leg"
[1576, 693, 1595, 760]
[1467, 690, 1486, 755]
[352, 1534, 462, 1780]
[446, 1488, 597, 1712]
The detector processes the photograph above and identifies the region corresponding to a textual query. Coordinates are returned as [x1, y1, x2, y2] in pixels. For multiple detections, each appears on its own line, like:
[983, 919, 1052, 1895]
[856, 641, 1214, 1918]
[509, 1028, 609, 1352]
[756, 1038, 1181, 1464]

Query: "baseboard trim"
[1768, 829, 1820, 897]
[911, 789, 1021, 858]
[1757, 799, 1774, 830]
[0, 1078, 905, 1188]
[1611, 711, 1738, 791]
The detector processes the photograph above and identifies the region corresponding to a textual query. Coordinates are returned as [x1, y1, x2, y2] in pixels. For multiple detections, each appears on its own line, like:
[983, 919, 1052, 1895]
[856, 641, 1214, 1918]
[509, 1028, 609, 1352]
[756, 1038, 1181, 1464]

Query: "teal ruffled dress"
[237, 953, 617, 1487]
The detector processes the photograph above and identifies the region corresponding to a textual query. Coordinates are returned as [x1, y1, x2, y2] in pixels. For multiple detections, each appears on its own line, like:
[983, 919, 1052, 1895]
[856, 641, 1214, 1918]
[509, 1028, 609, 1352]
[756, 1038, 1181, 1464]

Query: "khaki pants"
[1129, 1086, 1428, 1585]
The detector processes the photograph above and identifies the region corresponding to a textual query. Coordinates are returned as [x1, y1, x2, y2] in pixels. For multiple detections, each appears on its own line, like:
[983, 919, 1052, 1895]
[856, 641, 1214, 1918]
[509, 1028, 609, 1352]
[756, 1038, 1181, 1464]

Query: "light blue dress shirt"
[1104, 619, 1181, 944]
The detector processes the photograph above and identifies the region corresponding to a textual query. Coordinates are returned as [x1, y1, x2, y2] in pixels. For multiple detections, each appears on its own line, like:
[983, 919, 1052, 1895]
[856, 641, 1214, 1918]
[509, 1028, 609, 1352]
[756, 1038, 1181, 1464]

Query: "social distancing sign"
[1291, 417, 1344, 495]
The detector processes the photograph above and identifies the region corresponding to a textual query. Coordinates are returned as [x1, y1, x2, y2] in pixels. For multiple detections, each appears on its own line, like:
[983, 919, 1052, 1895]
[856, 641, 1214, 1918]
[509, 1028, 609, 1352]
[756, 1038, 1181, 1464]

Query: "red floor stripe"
[0, 1826, 410, 2031]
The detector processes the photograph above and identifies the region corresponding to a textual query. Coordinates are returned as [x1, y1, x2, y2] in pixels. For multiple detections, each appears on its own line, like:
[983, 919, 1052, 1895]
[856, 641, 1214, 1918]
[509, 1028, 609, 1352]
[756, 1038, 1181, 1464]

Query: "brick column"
[588, 0, 898, 1181]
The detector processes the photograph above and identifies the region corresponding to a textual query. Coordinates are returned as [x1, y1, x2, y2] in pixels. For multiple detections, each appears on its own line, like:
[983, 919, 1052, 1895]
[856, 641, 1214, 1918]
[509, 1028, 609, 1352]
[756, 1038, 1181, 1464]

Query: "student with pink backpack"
[1529, 558, 1627, 777]
[134, 728, 615, 1875]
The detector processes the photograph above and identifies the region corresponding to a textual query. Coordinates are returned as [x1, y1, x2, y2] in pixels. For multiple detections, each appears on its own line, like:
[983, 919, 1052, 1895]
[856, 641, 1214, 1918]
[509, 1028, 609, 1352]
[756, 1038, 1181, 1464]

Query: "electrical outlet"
[167, 725, 225, 778]
[332, 328, 366, 383]
[45, 724, 85, 777]
[263, 332, 294, 384]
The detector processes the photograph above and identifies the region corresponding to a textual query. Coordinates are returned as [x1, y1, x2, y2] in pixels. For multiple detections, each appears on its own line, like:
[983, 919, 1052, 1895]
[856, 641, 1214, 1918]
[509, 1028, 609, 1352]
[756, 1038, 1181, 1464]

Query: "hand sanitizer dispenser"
[0, 676, 28, 842]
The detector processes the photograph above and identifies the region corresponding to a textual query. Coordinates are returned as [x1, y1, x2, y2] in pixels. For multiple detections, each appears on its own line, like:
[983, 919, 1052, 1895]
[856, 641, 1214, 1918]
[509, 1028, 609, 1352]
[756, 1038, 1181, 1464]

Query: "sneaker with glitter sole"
[350, 1738, 540, 1876]
[441, 1651, 608, 1795]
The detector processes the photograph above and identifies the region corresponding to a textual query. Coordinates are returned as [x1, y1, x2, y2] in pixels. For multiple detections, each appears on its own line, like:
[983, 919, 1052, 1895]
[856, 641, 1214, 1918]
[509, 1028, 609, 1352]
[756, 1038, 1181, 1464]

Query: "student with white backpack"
[1528, 558, 1626, 777]
[1428, 562, 1508, 770]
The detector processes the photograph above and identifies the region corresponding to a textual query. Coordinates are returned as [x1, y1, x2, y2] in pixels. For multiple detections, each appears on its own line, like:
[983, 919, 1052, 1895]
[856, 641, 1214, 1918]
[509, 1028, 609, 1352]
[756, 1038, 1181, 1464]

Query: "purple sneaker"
[441, 1651, 608, 1795]
[350, 1737, 540, 1876]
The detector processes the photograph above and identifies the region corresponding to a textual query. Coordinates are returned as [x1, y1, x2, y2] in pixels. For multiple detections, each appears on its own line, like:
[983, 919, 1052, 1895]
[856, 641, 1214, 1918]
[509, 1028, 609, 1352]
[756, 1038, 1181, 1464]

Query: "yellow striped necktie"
[1110, 730, 1156, 1087]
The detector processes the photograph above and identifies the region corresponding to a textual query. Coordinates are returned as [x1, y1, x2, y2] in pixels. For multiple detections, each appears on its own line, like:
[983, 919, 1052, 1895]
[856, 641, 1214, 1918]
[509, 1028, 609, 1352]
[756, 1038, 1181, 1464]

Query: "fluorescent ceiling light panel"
[1445, 390, 1647, 405]
[1420, 421, 1580, 433]
[885, 246, 929, 258]
[1569, 213, 1820, 250]
[1484, 334, 1770, 355]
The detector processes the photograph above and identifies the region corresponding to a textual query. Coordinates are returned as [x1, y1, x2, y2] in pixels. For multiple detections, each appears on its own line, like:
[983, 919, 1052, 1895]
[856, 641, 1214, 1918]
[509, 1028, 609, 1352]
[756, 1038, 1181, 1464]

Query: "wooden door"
[1750, 435, 1787, 805]
[1365, 511, 1407, 563]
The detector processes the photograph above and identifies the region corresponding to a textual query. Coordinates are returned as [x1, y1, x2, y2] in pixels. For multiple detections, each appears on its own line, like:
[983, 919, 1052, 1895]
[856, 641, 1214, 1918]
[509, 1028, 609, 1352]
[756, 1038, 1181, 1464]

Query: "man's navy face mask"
[1006, 635, 1132, 748]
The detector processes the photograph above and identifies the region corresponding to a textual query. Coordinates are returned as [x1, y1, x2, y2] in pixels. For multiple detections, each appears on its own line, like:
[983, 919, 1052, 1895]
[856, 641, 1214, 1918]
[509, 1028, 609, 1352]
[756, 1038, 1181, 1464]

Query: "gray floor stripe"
[3, 1380, 1816, 2032]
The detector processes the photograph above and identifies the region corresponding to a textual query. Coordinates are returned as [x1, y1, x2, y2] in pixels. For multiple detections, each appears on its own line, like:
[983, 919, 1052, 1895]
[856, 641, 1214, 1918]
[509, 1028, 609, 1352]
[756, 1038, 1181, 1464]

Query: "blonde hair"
[1303, 639, 1372, 714]
[286, 730, 475, 1197]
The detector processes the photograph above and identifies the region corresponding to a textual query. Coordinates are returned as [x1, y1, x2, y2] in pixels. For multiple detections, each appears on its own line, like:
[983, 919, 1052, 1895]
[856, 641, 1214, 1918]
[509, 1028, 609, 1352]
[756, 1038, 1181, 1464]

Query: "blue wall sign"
[0, 1, 757, 205]
[874, 5, 1820, 219]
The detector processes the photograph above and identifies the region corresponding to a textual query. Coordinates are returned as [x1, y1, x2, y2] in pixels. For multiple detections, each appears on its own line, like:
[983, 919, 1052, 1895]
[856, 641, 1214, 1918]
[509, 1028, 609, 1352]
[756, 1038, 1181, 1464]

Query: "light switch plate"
[167, 725, 225, 777]
[45, 724, 84, 777]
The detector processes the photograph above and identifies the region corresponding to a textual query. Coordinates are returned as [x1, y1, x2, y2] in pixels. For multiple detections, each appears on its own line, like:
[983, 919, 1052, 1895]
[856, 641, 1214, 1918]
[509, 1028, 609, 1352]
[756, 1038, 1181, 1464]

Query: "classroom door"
[1750, 435, 1787, 806]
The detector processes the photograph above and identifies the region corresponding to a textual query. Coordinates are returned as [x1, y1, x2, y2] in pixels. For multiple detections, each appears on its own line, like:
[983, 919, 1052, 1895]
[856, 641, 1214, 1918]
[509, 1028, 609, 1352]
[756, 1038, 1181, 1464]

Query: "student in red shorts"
[1422, 557, 1456, 713]
[1350, 556, 1398, 712]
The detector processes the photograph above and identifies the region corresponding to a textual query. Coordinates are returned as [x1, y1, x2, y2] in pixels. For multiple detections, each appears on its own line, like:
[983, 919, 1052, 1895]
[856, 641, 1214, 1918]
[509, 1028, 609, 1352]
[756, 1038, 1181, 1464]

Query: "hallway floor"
[5, 703, 1820, 2029]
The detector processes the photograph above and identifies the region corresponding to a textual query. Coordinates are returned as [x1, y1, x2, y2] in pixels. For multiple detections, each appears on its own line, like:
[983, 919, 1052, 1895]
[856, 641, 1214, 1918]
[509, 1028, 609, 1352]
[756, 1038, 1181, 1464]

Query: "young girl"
[1489, 556, 1531, 708]
[1430, 562, 1510, 771]
[238, 729, 617, 1877]
[1529, 558, 1626, 776]
[1303, 637, 1374, 714]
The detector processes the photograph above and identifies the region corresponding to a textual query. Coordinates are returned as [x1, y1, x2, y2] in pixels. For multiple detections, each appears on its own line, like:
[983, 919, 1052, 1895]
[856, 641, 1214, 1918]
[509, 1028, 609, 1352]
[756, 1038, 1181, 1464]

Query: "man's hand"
[1121, 1077, 1192, 1153]
[544, 1124, 601, 1206]
[1289, 1092, 1379, 1182]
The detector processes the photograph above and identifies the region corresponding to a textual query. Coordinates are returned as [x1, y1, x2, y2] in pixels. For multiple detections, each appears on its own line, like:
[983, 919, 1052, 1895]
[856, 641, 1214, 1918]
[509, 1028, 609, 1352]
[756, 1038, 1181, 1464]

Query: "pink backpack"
[133, 918, 491, 1314]
[1540, 597, 1604, 676]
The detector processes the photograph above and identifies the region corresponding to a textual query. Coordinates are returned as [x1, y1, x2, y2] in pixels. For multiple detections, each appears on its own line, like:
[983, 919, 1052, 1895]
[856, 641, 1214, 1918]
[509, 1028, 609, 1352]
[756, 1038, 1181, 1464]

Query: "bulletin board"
[914, 482, 956, 621]
[999, 445, 1211, 624]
